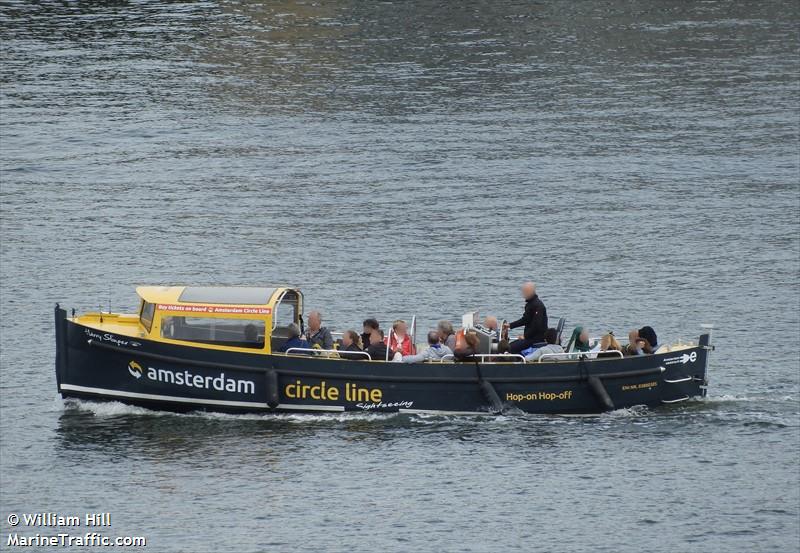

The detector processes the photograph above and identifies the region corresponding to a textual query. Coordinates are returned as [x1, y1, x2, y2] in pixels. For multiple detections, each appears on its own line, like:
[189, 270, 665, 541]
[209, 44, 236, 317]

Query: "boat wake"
[60, 393, 797, 429]
[701, 393, 796, 404]
[601, 404, 652, 418]
[63, 398, 156, 417]
[62, 398, 406, 424]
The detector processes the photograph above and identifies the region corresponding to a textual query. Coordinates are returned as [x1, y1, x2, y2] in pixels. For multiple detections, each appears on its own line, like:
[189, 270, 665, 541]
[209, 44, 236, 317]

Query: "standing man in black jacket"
[504, 282, 548, 355]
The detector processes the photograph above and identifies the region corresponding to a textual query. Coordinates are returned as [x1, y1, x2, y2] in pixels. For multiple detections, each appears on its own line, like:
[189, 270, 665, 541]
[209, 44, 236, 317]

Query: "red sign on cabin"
[156, 304, 272, 315]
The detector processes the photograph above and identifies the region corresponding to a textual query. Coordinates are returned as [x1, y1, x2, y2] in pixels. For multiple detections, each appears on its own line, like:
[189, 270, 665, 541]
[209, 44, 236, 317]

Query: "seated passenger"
[366, 326, 397, 361]
[525, 328, 564, 361]
[361, 318, 380, 350]
[624, 329, 653, 356]
[402, 331, 453, 363]
[386, 319, 415, 356]
[339, 330, 365, 360]
[279, 323, 311, 354]
[453, 330, 480, 362]
[597, 332, 622, 358]
[483, 315, 500, 340]
[437, 320, 457, 350]
[244, 323, 259, 344]
[565, 326, 592, 353]
[304, 310, 334, 350]
[637, 326, 658, 351]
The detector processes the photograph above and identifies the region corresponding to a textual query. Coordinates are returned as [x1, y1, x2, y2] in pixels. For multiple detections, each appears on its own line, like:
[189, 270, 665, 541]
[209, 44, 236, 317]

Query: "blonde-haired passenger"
[597, 332, 622, 359]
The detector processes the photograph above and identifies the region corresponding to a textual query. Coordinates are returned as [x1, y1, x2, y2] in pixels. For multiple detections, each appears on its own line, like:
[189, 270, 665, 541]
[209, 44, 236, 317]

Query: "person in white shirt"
[402, 331, 453, 363]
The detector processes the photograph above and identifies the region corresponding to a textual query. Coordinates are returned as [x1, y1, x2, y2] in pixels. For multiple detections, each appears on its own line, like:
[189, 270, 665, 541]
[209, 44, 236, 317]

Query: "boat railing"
[474, 353, 527, 363]
[284, 347, 372, 360]
[438, 353, 526, 363]
[537, 350, 624, 362]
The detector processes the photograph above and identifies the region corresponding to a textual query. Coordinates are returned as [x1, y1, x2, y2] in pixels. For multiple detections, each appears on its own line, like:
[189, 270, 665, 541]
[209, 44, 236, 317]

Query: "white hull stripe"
[276, 403, 345, 412]
[60, 384, 269, 408]
[60, 384, 346, 412]
[61, 385, 484, 414]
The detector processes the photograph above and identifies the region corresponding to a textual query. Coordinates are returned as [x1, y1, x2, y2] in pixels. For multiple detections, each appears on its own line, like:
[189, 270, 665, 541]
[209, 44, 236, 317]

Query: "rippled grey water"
[1, 1, 798, 552]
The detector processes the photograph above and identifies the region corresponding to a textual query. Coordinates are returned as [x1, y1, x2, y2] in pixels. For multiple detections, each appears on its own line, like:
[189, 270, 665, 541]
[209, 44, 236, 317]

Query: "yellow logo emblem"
[128, 361, 143, 379]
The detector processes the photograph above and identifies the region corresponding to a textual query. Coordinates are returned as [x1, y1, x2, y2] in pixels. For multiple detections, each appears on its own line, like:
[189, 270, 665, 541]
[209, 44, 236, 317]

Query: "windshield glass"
[161, 316, 265, 349]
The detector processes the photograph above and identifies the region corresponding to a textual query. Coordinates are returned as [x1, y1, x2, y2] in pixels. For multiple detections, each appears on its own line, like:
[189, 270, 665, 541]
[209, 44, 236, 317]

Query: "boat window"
[271, 290, 301, 352]
[274, 301, 297, 328]
[178, 286, 276, 305]
[140, 302, 155, 332]
[273, 290, 299, 329]
[161, 316, 266, 349]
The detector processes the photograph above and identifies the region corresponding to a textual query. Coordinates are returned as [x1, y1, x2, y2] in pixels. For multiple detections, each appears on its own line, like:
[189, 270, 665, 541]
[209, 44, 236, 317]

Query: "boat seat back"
[555, 317, 566, 343]
[471, 327, 494, 354]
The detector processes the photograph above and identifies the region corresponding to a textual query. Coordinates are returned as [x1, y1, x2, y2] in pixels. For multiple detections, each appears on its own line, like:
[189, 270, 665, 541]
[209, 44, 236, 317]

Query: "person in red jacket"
[385, 319, 415, 357]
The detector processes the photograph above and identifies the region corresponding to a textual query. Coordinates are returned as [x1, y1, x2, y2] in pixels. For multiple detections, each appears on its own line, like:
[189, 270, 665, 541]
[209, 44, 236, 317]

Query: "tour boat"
[54, 286, 713, 415]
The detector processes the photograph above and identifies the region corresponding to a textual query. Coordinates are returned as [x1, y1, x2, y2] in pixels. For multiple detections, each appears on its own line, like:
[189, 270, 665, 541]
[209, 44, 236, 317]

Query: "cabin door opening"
[271, 289, 303, 352]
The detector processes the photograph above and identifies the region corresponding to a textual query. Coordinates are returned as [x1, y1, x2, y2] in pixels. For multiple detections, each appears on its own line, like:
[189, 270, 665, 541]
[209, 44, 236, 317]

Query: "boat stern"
[54, 303, 68, 394]
[658, 330, 713, 405]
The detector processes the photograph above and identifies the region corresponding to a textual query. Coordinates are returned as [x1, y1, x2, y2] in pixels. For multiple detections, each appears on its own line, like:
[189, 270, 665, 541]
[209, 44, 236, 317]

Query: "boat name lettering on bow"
[284, 380, 383, 403]
[85, 328, 135, 348]
[506, 391, 573, 401]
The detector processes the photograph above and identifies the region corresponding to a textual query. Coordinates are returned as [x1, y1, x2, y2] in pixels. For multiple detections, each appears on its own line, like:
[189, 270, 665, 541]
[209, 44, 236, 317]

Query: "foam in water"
[63, 398, 408, 424]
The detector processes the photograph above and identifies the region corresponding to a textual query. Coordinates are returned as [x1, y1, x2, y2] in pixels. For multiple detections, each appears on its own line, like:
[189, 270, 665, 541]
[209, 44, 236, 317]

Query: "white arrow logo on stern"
[128, 360, 143, 379]
[680, 352, 698, 364]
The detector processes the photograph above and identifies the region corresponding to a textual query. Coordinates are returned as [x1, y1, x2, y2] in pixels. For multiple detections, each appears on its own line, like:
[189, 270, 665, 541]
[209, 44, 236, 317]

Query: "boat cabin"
[74, 286, 304, 354]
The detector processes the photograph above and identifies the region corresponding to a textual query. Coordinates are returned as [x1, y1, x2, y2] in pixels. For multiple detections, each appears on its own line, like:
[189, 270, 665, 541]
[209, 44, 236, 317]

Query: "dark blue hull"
[55, 306, 710, 415]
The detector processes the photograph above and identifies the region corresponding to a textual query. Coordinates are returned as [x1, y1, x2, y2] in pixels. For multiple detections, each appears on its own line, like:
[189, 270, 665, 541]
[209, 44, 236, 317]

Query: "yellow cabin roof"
[136, 286, 290, 308]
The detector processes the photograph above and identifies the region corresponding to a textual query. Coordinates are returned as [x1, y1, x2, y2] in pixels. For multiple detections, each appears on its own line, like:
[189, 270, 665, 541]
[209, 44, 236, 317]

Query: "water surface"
[1, 1, 798, 551]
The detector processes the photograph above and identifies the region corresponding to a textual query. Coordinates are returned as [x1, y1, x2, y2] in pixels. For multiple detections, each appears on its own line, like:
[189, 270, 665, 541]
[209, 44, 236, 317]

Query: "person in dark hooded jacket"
[638, 326, 658, 351]
[624, 326, 658, 356]
[504, 282, 548, 354]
